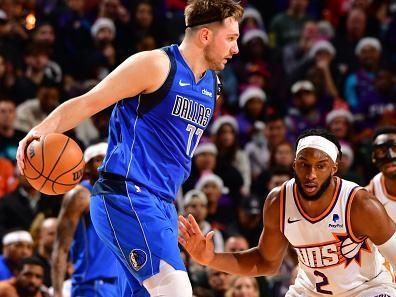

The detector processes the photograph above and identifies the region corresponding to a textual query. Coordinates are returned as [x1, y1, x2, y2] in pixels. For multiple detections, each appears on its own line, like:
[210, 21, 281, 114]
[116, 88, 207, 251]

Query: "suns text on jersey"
[172, 95, 212, 127]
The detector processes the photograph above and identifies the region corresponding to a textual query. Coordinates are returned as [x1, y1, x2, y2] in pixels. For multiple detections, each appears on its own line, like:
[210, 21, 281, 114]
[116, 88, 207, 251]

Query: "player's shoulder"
[129, 48, 170, 67]
[350, 187, 383, 216]
[264, 185, 284, 214]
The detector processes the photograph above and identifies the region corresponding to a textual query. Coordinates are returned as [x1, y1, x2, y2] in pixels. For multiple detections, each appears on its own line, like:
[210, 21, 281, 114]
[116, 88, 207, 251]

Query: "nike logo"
[287, 218, 302, 224]
[179, 80, 190, 86]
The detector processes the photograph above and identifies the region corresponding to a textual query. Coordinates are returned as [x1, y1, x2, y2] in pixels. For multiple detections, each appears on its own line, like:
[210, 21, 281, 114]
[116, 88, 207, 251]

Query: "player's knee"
[143, 261, 192, 297]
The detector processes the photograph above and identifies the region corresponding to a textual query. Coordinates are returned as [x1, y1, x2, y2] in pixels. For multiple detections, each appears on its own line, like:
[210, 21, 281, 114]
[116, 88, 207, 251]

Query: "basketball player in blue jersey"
[51, 143, 134, 297]
[17, 1, 243, 296]
[180, 129, 396, 296]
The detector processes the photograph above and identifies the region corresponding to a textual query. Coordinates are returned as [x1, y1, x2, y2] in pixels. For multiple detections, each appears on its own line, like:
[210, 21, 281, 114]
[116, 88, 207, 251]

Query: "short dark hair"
[372, 126, 396, 141]
[296, 128, 342, 157]
[185, 0, 244, 28]
[17, 257, 45, 271]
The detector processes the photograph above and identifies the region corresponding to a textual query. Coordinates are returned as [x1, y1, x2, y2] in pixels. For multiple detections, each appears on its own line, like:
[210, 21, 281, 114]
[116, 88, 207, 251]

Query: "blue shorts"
[71, 279, 118, 297]
[90, 176, 185, 295]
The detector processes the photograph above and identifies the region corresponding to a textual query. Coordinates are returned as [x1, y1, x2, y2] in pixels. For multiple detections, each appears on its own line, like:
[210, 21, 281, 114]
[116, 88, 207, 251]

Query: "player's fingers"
[179, 215, 195, 235]
[16, 139, 27, 173]
[178, 220, 190, 239]
[178, 236, 187, 247]
[17, 133, 40, 173]
[188, 214, 201, 235]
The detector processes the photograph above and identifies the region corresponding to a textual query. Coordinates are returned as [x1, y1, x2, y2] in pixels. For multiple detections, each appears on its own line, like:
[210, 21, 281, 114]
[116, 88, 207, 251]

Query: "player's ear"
[332, 161, 338, 175]
[199, 27, 211, 44]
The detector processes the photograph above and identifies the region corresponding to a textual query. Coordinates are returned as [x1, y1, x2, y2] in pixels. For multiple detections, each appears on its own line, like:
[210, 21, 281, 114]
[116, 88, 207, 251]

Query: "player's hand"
[16, 130, 42, 174]
[178, 214, 215, 266]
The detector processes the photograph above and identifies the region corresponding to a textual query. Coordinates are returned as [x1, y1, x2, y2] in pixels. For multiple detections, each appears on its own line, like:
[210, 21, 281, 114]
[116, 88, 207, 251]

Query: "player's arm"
[51, 186, 90, 297]
[17, 49, 170, 171]
[179, 188, 289, 276]
[351, 189, 396, 266]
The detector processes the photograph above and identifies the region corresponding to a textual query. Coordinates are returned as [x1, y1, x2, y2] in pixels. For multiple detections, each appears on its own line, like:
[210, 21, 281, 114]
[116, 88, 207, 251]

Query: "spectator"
[183, 141, 218, 193]
[211, 115, 251, 196]
[269, 0, 311, 48]
[305, 40, 341, 105]
[84, 17, 118, 80]
[0, 231, 33, 280]
[334, 8, 367, 73]
[0, 53, 15, 94]
[0, 98, 25, 162]
[286, 80, 325, 141]
[269, 140, 295, 169]
[344, 37, 382, 130]
[224, 235, 249, 253]
[12, 43, 62, 105]
[283, 20, 319, 75]
[14, 80, 61, 133]
[226, 197, 263, 248]
[325, 108, 354, 144]
[206, 267, 232, 297]
[0, 172, 61, 240]
[195, 173, 233, 232]
[225, 276, 259, 297]
[244, 122, 269, 180]
[0, 257, 50, 297]
[183, 189, 224, 252]
[33, 218, 57, 288]
[240, 7, 264, 33]
[235, 87, 268, 147]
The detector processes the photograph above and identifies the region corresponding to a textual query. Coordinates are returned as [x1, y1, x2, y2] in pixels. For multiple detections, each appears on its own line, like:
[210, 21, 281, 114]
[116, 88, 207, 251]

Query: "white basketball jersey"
[368, 172, 396, 222]
[281, 177, 393, 296]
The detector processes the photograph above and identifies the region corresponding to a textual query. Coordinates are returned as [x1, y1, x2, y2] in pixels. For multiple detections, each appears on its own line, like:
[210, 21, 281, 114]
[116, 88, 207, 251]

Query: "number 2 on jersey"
[186, 124, 203, 157]
[314, 270, 333, 295]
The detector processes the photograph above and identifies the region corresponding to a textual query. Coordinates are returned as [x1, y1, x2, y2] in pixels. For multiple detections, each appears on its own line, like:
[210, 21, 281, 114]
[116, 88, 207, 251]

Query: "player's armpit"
[350, 189, 396, 245]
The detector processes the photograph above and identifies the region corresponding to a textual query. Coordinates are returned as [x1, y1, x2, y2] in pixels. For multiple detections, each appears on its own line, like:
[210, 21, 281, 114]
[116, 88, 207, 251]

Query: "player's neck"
[178, 42, 208, 82]
[298, 177, 337, 218]
[383, 175, 396, 196]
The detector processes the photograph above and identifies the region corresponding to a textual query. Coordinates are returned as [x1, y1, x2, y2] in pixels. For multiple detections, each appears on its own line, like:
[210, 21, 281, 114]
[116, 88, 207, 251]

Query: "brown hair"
[185, 0, 244, 28]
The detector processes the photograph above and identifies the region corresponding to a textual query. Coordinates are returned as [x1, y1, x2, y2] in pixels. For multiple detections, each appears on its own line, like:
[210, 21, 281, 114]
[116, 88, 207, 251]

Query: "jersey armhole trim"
[279, 185, 286, 234]
[346, 186, 367, 243]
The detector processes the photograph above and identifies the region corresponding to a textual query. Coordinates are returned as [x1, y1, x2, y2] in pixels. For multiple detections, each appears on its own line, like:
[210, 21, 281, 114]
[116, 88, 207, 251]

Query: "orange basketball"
[23, 133, 85, 195]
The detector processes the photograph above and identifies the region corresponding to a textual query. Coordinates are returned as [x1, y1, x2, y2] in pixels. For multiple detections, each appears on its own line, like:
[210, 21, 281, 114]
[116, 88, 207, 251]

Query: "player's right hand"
[178, 214, 215, 266]
[16, 130, 42, 174]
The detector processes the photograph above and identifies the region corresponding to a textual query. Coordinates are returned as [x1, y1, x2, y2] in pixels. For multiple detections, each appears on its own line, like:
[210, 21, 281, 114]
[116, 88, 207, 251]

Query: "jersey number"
[186, 124, 203, 157]
[314, 270, 333, 295]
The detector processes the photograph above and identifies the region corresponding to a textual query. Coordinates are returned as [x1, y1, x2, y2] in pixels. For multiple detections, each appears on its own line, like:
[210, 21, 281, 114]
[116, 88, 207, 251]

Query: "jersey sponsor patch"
[129, 249, 147, 271]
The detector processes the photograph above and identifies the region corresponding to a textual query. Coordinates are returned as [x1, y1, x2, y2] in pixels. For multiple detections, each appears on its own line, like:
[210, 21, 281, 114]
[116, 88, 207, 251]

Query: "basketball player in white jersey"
[179, 129, 396, 297]
[366, 126, 396, 222]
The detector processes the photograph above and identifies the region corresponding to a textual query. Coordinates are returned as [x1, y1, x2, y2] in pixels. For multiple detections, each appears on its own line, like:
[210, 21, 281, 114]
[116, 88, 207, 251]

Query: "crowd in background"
[0, 0, 396, 296]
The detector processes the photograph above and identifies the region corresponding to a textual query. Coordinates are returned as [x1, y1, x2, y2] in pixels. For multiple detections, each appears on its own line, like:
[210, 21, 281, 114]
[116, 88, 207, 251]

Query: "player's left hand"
[178, 214, 215, 266]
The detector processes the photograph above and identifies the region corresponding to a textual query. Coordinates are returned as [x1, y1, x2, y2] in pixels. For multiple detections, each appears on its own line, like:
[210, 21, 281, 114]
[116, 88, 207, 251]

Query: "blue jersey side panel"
[70, 180, 117, 283]
[100, 44, 216, 200]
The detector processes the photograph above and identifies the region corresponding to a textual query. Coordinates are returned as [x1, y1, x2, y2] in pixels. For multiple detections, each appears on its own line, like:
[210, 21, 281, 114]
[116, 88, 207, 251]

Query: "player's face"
[293, 148, 337, 201]
[372, 133, 396, 179]
[204, 17, 239, 71]
[16, 264, 44, 296]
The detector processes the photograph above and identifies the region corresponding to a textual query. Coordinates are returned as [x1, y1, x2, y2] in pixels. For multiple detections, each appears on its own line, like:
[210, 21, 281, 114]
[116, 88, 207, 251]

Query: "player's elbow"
[258, 261, 281, 276]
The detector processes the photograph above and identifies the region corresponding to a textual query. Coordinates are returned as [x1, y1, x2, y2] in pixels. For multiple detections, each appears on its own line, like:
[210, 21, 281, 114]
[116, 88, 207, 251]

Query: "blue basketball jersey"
[70, 180, 118, 284]
[100, 44, 217, 201]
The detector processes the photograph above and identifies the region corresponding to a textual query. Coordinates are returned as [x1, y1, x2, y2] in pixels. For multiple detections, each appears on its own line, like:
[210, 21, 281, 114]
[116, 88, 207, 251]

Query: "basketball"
[340, 238, 362, 259]
[23, 133, 85, 195]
